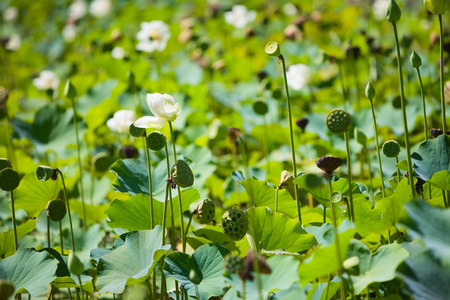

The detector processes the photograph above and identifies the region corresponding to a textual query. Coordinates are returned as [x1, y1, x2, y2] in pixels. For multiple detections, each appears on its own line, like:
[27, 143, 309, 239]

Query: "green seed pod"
[365, 82, 376, 100]
[331, 191, 343, 204]
[197, 198, 215, 224]
[424, 0, 449, 15]
[171, 160, 194, 188]
[46, 199, 67, 222]
[92, 152, 113, 173]
[326, 109, 351, 133]
[223, 254, 244, 274]
[36, 165, 54, 182]
[0, 168, 21, 191]
[410, 51, 422, 68]
[386, 0, 402, 23]
[221, 207, 248, 241]
[64, 80, 77, 99]
[0, 279, 15, 300]
[68, 252, 85, 276]
[382, 140, 401, 158]
[129, 123, 146, 138]
[0, 158, 11, 172]
[354, 127, 367, 146]
[265, 41, 281, 57]
[146, 131, 166, 151]
[253, 99, 268, 115]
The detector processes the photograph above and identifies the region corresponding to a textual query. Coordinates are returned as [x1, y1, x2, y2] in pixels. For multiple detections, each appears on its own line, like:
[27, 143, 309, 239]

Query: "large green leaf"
[411, 135, 450, 181]
[246, 207, 317, 253]
[397, 250, 450, 300]
[0, 219, 36, 259]
[13, 172, 60, 218]
[96, 226, 170, 294]
[428, 170, 450, 191]
[11, 104, 86, 153]
[110, 158, 171, 200]
[399, 200, 450, 267]
[187, 226, 251, 255]
[353, 178, 411, 237]
[105, 189, 199, 231]
[75, 79, 118, 116]
[346, 239, 409, 294]
[298, 220, 355, 286]
[164, 243, 229, 300]
[0, 248, 58, 298]
[294, 175, 362, 208]
[62, 223, 105, 263]
[233, 175, 298, 218]
[225, 255, 300, 300]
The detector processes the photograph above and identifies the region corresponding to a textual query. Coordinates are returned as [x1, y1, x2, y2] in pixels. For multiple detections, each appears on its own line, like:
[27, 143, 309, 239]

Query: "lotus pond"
[1, 0, 450, 299]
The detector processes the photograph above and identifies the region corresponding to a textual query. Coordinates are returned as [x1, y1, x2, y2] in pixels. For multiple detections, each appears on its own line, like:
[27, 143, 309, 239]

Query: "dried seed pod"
[315, 156, 343, 175]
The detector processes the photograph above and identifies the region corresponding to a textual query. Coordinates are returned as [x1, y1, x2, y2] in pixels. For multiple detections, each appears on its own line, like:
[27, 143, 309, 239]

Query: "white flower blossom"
[33, 70, 60, 93]
[3, 7, 18, 22]
[107, 110, 136, 133]
[224, 5, 256, 29]
[136, 21, 170, 53]
[89, 0, 111, 18]
[69, 0, 87, 20]
[111, 46, 125, 59]
[286, 64, 311, 91]
[282, 3, 298, 16]
[373, 0, 387, 19]
[6, 34, 20, 51]
[134, 93, 181, 129]
[62, 24, 77, 42]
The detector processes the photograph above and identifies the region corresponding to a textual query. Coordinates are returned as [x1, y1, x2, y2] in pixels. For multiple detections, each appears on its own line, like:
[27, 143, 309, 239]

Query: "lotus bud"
[68, 252, 84, 276]
[424, 0, 449, 15]
[386, 0, 402, 23]
[64, 80, 77, 99]
[365, 82, 376, 100]
[410, 51, 422, 68]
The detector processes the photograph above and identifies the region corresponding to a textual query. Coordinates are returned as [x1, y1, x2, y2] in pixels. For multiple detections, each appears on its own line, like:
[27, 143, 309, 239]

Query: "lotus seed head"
[326, 109, 351, 133]
[316, 156, 343, 174]
[265, 41, 281, 57]
[382, 140, 401, 158]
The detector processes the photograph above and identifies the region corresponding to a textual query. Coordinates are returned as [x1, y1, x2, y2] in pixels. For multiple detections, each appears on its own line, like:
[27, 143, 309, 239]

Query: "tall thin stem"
[57, 169, 76, 253]
[416, 68, 428, 141]
[10, 191, 18, 252]
[47, 216, 51, 248]
[59, 221, 64, 255]
[70, 98, 86, 229]
[164, 143, 176, 250]
[439, 14, 447, 133]
[392, 23, 415, 199]
[275, 187, 279, 213]
[280, 55, 302, 225]
[344, 130, 354, 221]
[143, 137, 154, 229]
[169, 121, 186, 253]
[369, 99, 385, 198]
[395, 156, 401, 183]
[365, 145, 374, 204]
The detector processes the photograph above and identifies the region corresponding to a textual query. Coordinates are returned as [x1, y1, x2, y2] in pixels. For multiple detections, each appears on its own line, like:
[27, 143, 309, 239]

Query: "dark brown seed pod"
[315, 156, 343, 175]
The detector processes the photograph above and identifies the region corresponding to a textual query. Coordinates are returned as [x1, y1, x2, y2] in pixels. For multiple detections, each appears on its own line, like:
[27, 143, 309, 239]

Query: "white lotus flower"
[69, 0, 87, 20]
[89, 0, 111, 18]
[286, 63, 311, 91]
[62, 24, 77, 42]
[33, 70, 60, 93]
[3, 7, 18, 22]
[224, 5, 256, 29]
[134, 93, 181, 129]
[107, 110, 136, 133]
[136, 21, 170, 53]
[111, 46, 125, 59]
[373, 0, 387, 19]
[6, 34, 20, 51]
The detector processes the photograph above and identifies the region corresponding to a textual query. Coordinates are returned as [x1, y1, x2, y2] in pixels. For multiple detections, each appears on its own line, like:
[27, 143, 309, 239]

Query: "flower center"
[149, 29, 162, 41]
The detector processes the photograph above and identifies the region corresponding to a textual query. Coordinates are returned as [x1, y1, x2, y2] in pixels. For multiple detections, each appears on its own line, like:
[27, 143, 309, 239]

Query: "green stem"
[275, 186, 279, 213]
[327, 177, 346, 300]
[185, 212, 194, 241]
[59, 221, 64, 256]
[338, 61, 348, 111]
[169, 121, 186, 253]
[369, 99, 385, 198]
[263, 114, 270, 176]
[416, 68, 428, 141]
[10, 191, 18, 252]
[443, 190, 448, 208]
[162, 182, 170, 245]
[68, 288, 73, 300]
[344, 130, 354, 221]
[365, 145, 374, 204]
[70, 97, 87, 229]
[47, 216, 51, 248]
[241, 279, 246, 300]
[280, 55, 302, 225]
[439, 14, 447, 133]
[143, 136, 154, 229]
[164, 142, 176, 251]
[77, 275, 84, 300]
[57, 169, 76, 253]
[392, 23, 416, 200]
[323, 206, 327, 224]
[395, 156, 401, 183]
[324, 274, 331, 300]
